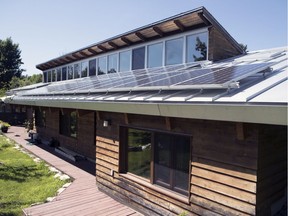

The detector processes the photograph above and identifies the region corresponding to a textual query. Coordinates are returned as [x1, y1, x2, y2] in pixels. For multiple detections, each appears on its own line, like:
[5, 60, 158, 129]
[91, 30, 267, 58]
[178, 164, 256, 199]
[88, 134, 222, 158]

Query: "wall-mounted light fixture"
[103, 120, 111, 127]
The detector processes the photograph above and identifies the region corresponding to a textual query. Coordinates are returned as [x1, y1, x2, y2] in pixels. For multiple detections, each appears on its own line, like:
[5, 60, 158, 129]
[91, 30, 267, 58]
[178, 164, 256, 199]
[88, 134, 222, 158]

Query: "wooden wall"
[208, 26, 243, 62]
[95, 112, 260, 215]
[256, 125, 287, 215]
[35, 107, 96, 160]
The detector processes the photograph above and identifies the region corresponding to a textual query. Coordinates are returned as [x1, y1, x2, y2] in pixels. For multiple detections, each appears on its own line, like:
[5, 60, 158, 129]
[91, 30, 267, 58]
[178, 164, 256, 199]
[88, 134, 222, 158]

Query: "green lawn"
[0, 135, 69, 216]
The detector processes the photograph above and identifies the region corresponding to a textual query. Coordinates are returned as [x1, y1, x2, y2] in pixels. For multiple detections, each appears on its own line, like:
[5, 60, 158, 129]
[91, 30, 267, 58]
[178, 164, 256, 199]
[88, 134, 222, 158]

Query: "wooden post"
[236, 122, 245, 140]
[124, 113, 129, 124]
[165, 117, 171, 131]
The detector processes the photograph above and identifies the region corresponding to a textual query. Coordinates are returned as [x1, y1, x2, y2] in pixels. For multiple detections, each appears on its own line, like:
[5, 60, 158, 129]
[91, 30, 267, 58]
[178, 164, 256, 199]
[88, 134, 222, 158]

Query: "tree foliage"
[193, 36, 207, 61]
[239, 43, 248, 52]
[0, 37, 24, 87]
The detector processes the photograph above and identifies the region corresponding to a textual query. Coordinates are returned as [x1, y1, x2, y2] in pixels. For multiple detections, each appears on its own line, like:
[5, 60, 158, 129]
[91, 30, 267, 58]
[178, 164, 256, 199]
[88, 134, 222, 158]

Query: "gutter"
[5, 98, 287, 126]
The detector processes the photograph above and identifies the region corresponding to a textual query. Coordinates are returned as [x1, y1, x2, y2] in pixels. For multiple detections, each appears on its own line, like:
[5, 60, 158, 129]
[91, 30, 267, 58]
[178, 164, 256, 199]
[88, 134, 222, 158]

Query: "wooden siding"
[35, 107, 96, 160]
[256, 125, 287, 215]
[95, 112, 259, 215]
[208, 26, 242, 61]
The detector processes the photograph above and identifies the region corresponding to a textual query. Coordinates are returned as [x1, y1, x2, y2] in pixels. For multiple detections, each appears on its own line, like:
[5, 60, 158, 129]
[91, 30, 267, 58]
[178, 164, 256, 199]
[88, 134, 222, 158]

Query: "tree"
[0, 37, 24, 87]
[239, 43, 248, 52]
[193, 36, 207, 61]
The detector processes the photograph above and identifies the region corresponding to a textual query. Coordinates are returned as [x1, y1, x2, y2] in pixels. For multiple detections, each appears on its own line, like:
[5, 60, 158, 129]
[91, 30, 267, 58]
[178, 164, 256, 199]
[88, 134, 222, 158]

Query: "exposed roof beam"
[79, 51, 90, 57]
[174, 20, 185, 31]
[98, 45, 107, 52]
[65, 56, 74, 61]
[197, 12, 210, 26]
[121, 36, 131, 45]
[135, 32, 146, 41]
[88, 48, 98, 55]
[72, 53, 81, 58]
[59, 58, 68, 64]
[153, 26, 164, 37]
[108, 41, 118, 49]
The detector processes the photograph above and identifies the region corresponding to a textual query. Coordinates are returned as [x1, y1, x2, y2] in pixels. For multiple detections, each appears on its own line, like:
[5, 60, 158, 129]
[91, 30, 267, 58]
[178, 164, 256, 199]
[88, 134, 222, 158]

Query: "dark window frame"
[119, 125, 192, 197]
[35, 108, 46, 128]
[59, 110, 78, 139]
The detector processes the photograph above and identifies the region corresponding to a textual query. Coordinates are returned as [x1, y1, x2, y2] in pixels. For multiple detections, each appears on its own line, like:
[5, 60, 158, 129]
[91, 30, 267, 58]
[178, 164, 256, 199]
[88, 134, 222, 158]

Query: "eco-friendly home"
[5, 7, 287, 215]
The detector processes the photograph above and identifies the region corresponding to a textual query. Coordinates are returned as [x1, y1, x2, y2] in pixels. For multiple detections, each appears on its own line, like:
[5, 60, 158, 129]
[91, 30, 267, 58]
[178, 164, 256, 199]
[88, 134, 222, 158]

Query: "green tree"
[239, 43, 248, 52]
[0, 37, 24, 87]
[193, 36, 207, 61]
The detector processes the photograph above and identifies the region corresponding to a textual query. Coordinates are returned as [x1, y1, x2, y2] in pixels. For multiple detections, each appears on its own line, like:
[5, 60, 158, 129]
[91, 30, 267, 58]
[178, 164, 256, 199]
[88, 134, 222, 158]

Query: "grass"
[0, 135, 69, 216]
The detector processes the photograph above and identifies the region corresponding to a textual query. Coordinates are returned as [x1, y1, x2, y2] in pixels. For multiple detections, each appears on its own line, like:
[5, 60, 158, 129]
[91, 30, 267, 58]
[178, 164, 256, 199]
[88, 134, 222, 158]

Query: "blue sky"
[1, 0, 287, 76]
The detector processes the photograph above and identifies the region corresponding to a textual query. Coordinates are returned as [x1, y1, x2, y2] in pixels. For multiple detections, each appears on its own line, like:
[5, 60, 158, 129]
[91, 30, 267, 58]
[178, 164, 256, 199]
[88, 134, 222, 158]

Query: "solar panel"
[22, 62, 272, 96]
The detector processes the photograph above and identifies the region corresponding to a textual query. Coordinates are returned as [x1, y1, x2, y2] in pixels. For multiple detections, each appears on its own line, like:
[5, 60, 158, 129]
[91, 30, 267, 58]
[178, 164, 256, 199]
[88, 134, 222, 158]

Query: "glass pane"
[128, 128, 151, 179]
[187, 32, 208, 62]
[132, 47, 145, 70]
[98, 56, 107, 75]
[165, 38, 183, 65]
[57, 68, 61, 81]
[173, 135, 190, 194]
[148, 42, 163, 68]
[108, 53, 118, 73]
[81, 61, 88, 77]
[89, 59, 96, 76]
[119, 51, 131, 72]
[70, 111, 77, 138]
[43, 72, 47, 83]
[62, 67, 67, 80]
[51, 70, 56, 82]
[67, 65, 74, 79]
[74, 63, 80, 79]
[154, 133, 172, 187]
[47, 71, 51, 82]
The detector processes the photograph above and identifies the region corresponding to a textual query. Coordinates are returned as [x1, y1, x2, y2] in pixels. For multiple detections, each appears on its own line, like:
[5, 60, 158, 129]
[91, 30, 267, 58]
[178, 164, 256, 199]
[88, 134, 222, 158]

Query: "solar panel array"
[22, 62, 272, 96]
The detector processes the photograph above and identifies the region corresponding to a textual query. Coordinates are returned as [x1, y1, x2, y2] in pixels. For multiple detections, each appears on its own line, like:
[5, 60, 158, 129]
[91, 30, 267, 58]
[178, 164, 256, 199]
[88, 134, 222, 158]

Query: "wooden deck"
[4, 126, 141, 216]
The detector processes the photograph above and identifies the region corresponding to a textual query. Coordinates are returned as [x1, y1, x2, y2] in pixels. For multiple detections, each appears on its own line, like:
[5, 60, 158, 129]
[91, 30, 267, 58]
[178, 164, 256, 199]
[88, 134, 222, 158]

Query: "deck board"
[5, 126, 142, 216]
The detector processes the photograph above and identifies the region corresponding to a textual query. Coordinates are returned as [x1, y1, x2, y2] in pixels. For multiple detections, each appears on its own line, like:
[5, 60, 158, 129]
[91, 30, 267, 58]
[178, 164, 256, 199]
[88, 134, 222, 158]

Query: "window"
[81, 61, 88, 77]
[67, 65, 74, 79]
[57, 68, 61, 81]
[122, 127, 191, 196]
[59, 110, 78, 138]
[43, 72, 48, 83]
[51, 70, 56, 82]
[165, 38, 183, 65]
[35, 108, 46, 128]
[62, 67, 67, 80]
[89, 59, 96, 76]
[187, 32, 208, 62]
[74, 63, 80, 79]
[108, 54, 118, 73]
[127, 129, 152, 179]
[98, 56, 107, 75]
[119, 51, 131, 72]
[148, 42, 163, 68]
[132, 47, 145, 70]
[47, 71, 51, 82]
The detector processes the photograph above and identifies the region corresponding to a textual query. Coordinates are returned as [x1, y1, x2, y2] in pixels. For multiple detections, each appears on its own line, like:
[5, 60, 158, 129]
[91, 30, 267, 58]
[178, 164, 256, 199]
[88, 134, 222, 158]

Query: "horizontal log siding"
[256, 125, 287, 215]
[96, 112, 258, 215]
[35, 107, 96, 160]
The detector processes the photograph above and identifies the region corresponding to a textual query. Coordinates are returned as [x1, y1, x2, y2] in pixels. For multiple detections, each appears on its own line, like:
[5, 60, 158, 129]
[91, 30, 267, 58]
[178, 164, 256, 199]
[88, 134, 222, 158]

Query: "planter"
[1, 126, 8, 133]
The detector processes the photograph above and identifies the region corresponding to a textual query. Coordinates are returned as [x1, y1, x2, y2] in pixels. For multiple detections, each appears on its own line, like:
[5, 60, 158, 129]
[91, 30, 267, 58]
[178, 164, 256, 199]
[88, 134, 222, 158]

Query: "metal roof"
[36, 6, 244, 71]
[6, 47, 288, 125]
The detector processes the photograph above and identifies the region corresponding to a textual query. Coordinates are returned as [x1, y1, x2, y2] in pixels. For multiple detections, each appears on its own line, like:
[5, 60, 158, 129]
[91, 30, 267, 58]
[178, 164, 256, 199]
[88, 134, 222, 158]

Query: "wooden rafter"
[72, 53, 81, 59]
[135, 32, 146, 41]
[98, 45, 107, 52]
[65, 56, 74, 61]
[108, 41, 118, 49]
[153, 26, 164, 37]
[174, 20, 185, 31]
[79, 51, 90, 57]
[88, 48, 98, 55]
[197, 12, 210, 26]
[121, 36, 131, 45]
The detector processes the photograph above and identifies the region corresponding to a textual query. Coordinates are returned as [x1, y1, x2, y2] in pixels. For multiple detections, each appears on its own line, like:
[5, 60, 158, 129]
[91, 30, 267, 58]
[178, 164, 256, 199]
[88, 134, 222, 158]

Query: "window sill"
[119, 173, 190, 204]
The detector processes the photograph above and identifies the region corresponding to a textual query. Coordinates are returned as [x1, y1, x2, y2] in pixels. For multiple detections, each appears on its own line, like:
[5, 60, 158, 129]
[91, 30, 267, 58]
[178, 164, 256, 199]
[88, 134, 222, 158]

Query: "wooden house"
[5, 7, 287, 215]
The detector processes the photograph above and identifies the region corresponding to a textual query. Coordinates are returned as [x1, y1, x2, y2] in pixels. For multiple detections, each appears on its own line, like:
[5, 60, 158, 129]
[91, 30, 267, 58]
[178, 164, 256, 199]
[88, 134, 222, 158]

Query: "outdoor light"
[103, 120, 111, 127]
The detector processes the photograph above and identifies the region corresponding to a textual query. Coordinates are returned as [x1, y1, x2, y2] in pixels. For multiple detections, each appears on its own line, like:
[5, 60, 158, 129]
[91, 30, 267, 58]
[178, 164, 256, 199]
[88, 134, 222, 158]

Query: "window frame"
[59, 110, 78, 139]
[119, 125, 192, 197]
